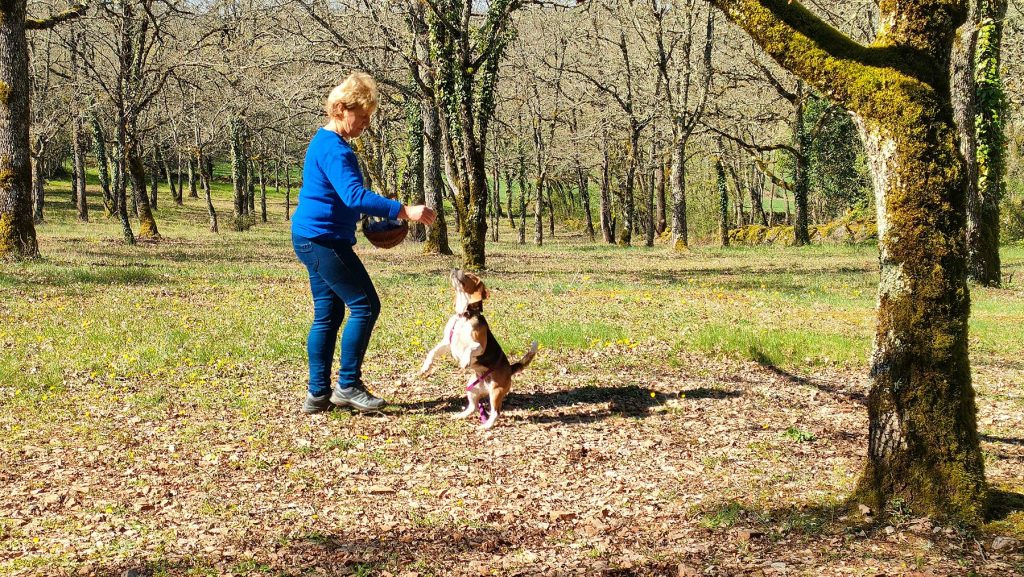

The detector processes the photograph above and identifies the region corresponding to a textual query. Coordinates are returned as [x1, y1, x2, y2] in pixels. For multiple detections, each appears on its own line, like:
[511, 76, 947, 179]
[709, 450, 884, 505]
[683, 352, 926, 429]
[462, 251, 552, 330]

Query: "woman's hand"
[398, 205, 437, 226]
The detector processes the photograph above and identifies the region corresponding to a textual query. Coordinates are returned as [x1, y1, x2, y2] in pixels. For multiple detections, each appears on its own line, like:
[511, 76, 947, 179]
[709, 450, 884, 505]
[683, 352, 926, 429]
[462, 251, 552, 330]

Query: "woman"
[292, 72, 436, 414]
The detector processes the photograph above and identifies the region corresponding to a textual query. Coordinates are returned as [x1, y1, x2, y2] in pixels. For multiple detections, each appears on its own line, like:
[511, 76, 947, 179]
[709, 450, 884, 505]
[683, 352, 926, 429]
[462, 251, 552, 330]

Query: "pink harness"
[450, 322, 493, 423]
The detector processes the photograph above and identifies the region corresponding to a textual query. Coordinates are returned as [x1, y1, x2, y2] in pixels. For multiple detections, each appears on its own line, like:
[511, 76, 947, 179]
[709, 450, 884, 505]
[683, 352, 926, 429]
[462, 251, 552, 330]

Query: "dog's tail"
[510, 341, 539, 375]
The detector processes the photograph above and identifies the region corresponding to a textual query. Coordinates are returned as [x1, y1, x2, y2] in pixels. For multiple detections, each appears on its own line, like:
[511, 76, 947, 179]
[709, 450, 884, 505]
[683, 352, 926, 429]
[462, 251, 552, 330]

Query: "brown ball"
[362, 219, 408, 249]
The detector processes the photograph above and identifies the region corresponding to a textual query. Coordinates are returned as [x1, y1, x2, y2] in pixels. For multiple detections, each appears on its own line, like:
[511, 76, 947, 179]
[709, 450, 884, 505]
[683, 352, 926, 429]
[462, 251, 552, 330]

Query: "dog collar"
[461, 301, 483, 318]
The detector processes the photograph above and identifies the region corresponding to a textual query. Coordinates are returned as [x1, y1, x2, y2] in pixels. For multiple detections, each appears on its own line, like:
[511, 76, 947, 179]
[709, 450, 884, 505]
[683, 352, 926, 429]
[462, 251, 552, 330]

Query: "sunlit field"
[2, 179, 1023, 576]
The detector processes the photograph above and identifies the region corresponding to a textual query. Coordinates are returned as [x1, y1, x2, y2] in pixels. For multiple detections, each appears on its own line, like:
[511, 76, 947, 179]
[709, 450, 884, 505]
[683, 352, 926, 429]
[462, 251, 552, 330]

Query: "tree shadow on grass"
[750, 349, 867, 405]
[987, 489, 1024, 523]
[85, 524, 516, 577]
[699, 497, 848, 531]
[88, 522, 689, 577]
[395, 384, 740, 425]
[981, 434, 1024, 447]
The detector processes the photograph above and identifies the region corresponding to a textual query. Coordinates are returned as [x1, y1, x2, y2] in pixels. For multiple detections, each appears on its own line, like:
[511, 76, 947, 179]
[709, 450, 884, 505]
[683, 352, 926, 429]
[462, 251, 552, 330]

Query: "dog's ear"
[480, 285, 489, 301]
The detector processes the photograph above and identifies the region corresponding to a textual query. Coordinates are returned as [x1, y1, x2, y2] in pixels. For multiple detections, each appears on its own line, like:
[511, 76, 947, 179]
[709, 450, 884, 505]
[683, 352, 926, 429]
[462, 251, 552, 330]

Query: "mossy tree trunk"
[599, 129, 613, 244]
[662, 6, 714, 251]
[654, 157, 665, 235]
[158, 146, 180, 206]
[404, 95, 426, 242]
[284, 160, 291, 222]
[112, 136, 134, 244]
[411, 2, 450, 256]
[148, 152, 158, 209]
[716, 156, 729, 247]
[128, 149, 159, 239]
[29, 136, 44, 224]
[247, 160, 256, 216]
[421, 99, 451, 255]
[187, 155, 198, 199]
[618, 121, 638, 247]
[230, 115, 249, 231]
[968, 0, 1007, 286]
[258, 159, 267, 224]
[644, 135, 656, 247]
[0, 0, 37, 259]
[533, 128, 544, 247]
[489, 159, 500, 243]
[103, 0, 161, 243]
[578, 162, 594, 242]
[952, 0, 979, 287]
[426, 0, 516, 270]
[175, 153, 184, 202]
[792, 81, 811, 246]
[668, 139, 688, 249]
[72, 117, 88, 221]
[517, 145, 527, 245]
[88, 109, 114, 215]
[199, 152, 217, 233]
[710, 0, 987, 524]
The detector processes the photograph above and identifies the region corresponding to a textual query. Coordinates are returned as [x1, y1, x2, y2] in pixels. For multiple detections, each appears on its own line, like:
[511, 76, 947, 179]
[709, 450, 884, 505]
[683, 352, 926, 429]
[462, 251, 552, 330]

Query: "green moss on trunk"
[711, 0, 986, 525]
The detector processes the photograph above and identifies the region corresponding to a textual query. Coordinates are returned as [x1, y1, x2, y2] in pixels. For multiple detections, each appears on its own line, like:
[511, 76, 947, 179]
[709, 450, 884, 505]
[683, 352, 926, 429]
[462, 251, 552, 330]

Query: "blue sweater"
[291, 128, 402, 243]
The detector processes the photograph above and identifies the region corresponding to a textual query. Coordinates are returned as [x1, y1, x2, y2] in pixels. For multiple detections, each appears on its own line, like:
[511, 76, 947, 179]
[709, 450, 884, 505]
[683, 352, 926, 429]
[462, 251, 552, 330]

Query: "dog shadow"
[395, 384, 740, 424]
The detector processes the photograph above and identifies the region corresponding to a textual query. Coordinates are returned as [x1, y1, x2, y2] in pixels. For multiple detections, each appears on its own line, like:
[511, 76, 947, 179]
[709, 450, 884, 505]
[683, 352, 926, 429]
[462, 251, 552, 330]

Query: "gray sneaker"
[303, 393, 333, 414]
[330, 385, 387, 411]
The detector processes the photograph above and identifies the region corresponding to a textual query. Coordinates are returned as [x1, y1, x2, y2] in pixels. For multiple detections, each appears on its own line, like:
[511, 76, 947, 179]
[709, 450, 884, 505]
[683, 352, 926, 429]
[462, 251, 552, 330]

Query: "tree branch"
[707, 0, 949, 106]
[27, 3, 87, 30]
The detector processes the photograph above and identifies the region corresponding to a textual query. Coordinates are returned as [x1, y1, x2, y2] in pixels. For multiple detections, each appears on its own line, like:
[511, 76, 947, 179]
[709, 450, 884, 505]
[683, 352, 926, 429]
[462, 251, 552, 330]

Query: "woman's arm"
[323, 148, 402, 219]
[398, 204, 436, 225]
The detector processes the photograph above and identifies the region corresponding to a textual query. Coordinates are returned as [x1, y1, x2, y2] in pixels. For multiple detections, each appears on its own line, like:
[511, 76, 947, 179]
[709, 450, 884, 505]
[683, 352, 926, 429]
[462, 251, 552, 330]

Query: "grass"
[2, 175, 1024, 575]
[4, 174, 1024, 396]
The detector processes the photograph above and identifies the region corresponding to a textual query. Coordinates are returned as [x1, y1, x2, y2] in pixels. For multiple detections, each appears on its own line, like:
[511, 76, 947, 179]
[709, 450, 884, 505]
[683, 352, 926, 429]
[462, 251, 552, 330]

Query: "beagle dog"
[418, 269, 538, 429]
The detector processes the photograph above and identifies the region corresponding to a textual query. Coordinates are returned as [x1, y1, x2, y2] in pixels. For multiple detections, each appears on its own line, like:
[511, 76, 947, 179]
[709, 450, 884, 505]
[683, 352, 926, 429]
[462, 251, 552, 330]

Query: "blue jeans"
[293, 234, 382, 396]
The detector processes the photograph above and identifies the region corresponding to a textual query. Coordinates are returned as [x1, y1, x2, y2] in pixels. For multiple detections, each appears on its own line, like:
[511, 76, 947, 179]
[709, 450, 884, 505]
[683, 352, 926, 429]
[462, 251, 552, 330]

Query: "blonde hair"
[325, 72, 379, 118]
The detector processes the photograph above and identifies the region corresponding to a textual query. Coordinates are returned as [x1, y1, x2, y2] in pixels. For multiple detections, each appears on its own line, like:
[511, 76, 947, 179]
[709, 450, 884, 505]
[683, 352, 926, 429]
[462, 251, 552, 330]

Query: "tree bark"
[618, 122, 638, 246]
[247, 160, 256, 216]
[88, 110, 113, 216]
[148, 152, 158, 209]
[716, 157, 729, 247]
[284, 162, 291, 222]
[72, 117, 88, 221]
[421, 99, 451, 255]
[793, 81, 811, 245]
[199, 152, 217, 233]
[517, 155, 527, 245]
[230, 115, 249, 230]
[129, 149, 160, 239]
[578, 163, 594, 241]
[0, 0, 39, 259]
[30, 137, 44, 224]
[158, 147, 179, 206]
[406, 99, 426, 242]
[490, 158, 500, 242]
[175, 153, 184, 204]
[534, 171, 543, 246]
[669, 136, 688, 249]
[655, 155, 666, 235]
[644, 138, 656, 247]
[259, 160, 267, 223]
[967, 0, 1007, 286]
[112, 138, 134, 244]
[187, 155, 198, 198]
[600, 130, 613, 243]
[711, 0, 986, 524]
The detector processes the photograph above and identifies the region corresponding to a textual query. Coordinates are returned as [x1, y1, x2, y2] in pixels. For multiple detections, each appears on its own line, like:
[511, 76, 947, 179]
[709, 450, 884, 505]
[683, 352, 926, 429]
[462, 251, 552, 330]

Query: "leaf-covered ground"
[2, 195, 1023, 576]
